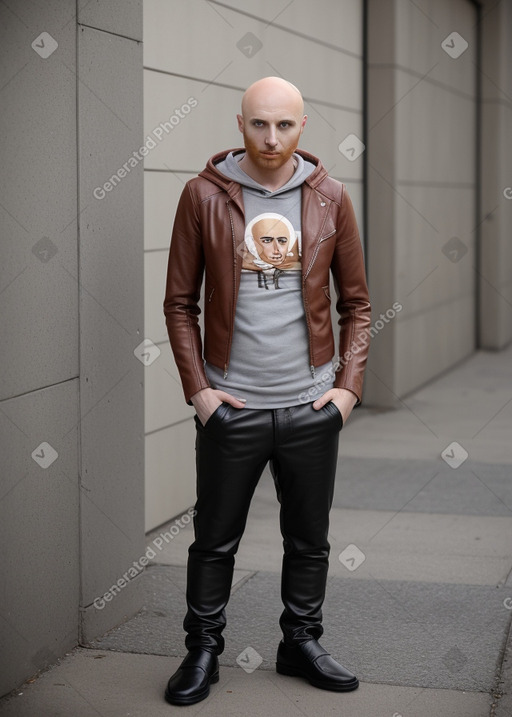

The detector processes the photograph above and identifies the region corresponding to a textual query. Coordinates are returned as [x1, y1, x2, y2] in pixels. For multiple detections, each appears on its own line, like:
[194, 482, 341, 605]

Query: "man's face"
[237, 99, 306, 173]
[251, 218, 291, 265]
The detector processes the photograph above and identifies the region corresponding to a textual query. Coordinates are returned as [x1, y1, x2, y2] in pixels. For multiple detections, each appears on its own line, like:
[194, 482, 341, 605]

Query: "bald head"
[236, 76, 307, 183]
[241, 77, 304, 118]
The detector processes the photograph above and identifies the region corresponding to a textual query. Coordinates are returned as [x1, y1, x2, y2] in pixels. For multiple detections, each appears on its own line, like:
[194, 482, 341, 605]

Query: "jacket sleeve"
[331, 186, 371, 404]
[163, 181, 211, 403]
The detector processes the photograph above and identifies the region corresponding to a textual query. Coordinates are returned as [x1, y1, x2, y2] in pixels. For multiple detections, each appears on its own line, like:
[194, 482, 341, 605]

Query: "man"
[163, 76, 371, 706]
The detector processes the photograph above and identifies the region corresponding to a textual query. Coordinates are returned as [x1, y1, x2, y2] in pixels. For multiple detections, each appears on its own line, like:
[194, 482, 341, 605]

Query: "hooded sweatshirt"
[204, 150, 335, 409]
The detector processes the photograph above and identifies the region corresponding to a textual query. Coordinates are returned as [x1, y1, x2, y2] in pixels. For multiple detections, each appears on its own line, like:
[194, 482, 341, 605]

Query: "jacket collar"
[198, 148, 329, 198]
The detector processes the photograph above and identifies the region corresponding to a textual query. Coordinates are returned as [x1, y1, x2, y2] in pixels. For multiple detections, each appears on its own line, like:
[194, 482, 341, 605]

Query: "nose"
[265, 127, 277, 148]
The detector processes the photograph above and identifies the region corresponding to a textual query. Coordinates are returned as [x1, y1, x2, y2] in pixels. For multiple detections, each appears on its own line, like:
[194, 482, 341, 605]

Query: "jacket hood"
[198, 148, 329, 197]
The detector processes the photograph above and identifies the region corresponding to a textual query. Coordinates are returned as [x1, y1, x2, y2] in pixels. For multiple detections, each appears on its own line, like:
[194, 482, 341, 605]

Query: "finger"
[220, 392, 247, 408]
[312, 395, 330, 410]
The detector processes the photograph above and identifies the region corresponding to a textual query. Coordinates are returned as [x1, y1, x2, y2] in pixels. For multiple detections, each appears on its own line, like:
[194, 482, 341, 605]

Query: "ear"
[236, 114, 244, 133]
[300, 115, 308, 134]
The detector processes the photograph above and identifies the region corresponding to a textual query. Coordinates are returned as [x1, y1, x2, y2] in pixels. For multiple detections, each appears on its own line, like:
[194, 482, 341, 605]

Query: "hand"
[312, 388, 358, 425]
[191, 387, 246, 427]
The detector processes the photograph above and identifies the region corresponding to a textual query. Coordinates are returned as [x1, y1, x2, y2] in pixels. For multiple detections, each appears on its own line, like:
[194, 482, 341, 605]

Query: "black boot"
[165, 648, 219, 705]
[276, 638, 359, 691]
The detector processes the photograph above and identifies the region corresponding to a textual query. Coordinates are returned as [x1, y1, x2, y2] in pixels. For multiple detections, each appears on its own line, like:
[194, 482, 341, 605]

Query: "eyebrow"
[250, 117, 296, 125]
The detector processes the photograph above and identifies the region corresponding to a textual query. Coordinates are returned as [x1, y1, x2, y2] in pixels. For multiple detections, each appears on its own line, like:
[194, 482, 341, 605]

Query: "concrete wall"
[143, 0, 365, 531]
[77, 0, 145, 645]
[365, 0, 479, 406]
[0, 0, 144, 697]
[479, 0, 512, 349]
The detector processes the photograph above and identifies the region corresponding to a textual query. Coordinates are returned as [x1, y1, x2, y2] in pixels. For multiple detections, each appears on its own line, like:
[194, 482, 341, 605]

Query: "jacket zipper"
[303, 197, 333, 376]
[225, 199, 238, 379]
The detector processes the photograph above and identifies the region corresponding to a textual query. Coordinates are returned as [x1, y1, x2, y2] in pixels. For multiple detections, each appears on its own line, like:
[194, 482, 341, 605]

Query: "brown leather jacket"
[164, 148, 371, 404]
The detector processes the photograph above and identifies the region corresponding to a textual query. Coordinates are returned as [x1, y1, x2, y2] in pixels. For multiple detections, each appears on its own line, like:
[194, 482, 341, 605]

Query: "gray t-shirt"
[205, 151, 335, 409]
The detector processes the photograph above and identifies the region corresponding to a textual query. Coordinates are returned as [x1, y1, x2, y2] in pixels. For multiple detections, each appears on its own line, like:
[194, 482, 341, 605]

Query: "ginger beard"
[241, 130, 299, 172]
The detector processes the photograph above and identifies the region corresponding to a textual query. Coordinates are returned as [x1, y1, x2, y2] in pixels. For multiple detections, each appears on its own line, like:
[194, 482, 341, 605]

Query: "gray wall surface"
[365, 0, 512, 407]
[366, 0, 478, 405]
[479, 0, 512, 349]
[0, 0, 144, 697]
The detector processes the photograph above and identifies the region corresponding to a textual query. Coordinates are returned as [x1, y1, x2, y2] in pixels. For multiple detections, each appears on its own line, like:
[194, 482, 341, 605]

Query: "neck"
[238, 154, 297, 192]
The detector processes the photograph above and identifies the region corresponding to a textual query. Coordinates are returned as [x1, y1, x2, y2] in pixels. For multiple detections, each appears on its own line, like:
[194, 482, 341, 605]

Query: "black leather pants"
[183, 400, 343, 655]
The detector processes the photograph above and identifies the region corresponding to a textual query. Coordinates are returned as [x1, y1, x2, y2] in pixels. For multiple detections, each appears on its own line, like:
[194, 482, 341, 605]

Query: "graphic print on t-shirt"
[241, 212, 301, 273]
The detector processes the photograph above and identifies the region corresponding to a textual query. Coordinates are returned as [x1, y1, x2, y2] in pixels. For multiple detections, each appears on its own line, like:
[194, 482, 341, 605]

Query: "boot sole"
[276, 662, 359, 692]
[164, 672, 219, 705]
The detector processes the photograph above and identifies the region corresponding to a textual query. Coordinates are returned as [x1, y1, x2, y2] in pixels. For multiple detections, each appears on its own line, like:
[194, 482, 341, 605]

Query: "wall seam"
[144, 67, 362, 113]
[206, 0, 362, 58]
[75, 4, 84, 647]
[0, 376, 79, 404]
[77, 22, 141, 43]
[368, 62, 477, 101]
[473, 0, 482, 349]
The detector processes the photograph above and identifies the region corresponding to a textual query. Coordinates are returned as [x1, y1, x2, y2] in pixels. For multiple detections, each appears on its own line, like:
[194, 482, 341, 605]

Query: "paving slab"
[333, 457, 512, 516]
[91, 565, 511, 693]
[0, 648, 493, 717]
[145, 478, 512, 587]
[328, 508, 512, 586]
[341, 348, 512, 466]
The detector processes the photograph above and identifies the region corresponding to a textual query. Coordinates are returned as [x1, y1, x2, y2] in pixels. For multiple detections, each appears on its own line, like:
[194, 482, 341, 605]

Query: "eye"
[279, 121, 290, 128]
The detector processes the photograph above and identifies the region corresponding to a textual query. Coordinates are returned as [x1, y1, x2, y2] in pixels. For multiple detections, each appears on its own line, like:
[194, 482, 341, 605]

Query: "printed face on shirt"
[242, 213, 301, 272]
[251, 218, 290, 266]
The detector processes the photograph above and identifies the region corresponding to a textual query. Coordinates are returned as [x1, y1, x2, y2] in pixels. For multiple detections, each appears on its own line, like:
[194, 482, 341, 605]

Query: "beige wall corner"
[479, 0, 512, 349]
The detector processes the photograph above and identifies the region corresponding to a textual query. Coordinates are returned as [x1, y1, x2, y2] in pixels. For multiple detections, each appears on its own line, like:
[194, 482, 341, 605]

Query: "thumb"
[219, 391, 247, 409]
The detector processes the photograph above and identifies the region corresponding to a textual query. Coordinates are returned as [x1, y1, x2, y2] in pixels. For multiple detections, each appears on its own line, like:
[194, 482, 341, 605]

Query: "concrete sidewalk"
[1, 346, 511, 717]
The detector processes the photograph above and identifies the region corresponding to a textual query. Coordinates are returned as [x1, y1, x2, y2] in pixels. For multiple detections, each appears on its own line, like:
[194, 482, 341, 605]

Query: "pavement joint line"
[491, 612, 512, 716]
